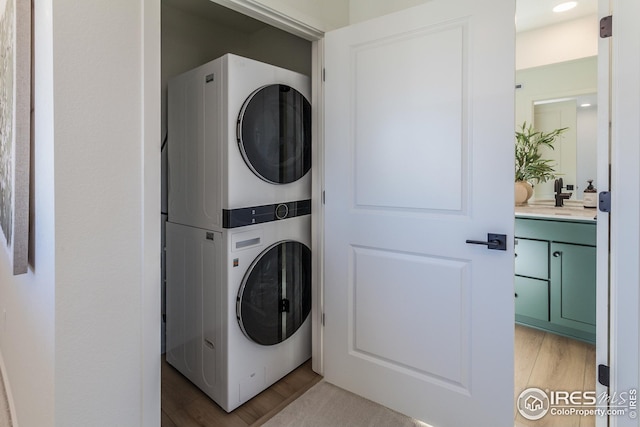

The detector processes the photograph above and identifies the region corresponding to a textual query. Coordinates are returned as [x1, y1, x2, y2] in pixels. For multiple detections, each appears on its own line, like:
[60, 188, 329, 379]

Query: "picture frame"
[0, 0, 31, 275]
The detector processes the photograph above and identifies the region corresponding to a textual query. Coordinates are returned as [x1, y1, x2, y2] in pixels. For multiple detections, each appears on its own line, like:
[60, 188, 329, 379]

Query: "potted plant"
[514, 122, 568, 205]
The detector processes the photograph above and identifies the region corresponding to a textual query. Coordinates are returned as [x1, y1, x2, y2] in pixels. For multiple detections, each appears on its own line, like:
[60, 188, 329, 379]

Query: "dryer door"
[237, 240, 311, 346]
[237, 85, 311, 184]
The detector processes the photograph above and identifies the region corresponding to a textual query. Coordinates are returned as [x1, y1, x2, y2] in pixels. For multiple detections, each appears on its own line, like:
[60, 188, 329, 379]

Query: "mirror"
[515, 56, 597, 201]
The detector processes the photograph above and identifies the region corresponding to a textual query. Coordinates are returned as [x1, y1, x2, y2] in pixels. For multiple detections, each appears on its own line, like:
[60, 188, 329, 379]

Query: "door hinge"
[599, 191, 611, 212]
[321, 312, 325, 326]
[598, 364, 610, 387]
[322, 190, 325, 205]
[322, 68, 326, 82]
[600, 15, 612, 38]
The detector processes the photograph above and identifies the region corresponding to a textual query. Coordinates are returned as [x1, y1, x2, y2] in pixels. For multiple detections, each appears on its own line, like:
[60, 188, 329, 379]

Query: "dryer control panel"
[222, 199, 311, 228]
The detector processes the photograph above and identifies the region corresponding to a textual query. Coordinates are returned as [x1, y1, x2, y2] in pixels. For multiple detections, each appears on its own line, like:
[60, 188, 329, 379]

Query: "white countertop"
[515, 200, 597, 222]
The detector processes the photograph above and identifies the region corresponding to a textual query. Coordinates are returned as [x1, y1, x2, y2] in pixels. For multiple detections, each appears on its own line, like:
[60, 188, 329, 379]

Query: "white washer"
[167, 54, 312, 232]
[165, 215, 312, 412]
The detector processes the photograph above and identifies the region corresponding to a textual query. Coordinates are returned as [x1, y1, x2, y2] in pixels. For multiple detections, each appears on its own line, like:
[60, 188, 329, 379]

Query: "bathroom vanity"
[514, 201, 597, 344]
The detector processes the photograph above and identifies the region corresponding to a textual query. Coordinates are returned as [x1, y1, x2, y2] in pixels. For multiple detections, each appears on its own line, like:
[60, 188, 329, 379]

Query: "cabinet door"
[514, 238, 549, 279]
[514, 276, 549, 321]
[550, 243, 596, 333]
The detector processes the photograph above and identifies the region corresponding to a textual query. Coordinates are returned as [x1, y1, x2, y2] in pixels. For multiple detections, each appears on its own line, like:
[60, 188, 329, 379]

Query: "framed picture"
[0, 0, 31, 275]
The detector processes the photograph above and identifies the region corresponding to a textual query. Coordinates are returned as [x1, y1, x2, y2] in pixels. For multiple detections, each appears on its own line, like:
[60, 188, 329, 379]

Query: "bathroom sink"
[515, 200, 597, 222]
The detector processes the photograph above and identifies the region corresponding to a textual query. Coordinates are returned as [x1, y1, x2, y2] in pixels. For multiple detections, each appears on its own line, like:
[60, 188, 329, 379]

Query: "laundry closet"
[160, 0, 314, 413]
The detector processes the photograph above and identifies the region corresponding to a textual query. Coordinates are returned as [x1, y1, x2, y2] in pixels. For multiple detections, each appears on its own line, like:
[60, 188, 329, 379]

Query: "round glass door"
[237, 241, 311, 346]
[237, 84, 311, 184]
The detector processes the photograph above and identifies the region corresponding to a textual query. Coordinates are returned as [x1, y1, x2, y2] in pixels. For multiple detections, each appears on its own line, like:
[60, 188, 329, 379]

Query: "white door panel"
[351, 247, 470, 388]
[324, 1, 515, 425]
[352, 24, 465, 211]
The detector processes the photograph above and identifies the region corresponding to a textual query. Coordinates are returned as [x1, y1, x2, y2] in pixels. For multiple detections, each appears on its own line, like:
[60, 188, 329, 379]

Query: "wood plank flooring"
[162, 326, 596, 427]
[515, 324, 596, 427]
[161, 358, 321, 427]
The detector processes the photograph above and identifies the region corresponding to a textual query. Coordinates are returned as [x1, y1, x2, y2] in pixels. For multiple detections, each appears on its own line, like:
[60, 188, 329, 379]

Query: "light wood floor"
[515, 324, 596, 427]
[161, 358, 321, 427]
[162, 326, 595, 427]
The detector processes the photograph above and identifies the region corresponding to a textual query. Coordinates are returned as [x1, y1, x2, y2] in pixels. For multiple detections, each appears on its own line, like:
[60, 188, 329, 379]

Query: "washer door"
[237, 84, 311, 184]
[237, 241, 311, 346]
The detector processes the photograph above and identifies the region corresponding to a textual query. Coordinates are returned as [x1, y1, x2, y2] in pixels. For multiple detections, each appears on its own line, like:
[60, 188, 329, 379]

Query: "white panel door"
[323, 1, 515, 426]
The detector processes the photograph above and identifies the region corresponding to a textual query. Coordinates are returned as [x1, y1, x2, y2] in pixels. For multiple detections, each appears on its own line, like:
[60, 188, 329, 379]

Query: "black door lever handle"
[465, 233, 507, 251]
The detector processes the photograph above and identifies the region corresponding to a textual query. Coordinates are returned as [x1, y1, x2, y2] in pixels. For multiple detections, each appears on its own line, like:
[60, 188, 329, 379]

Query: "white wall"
[516, 15, 598, 70]
[52, 0, 159, 425]
[0, 0, 159, 426]
[0, 1, 56, 426]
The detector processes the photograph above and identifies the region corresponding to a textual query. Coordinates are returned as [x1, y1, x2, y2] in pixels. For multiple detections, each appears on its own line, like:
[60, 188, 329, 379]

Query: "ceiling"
[516, 0, 598, 32]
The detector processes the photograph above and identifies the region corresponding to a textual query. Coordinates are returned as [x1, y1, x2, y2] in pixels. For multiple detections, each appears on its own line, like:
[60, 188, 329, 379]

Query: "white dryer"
[168, 54, 312, 232]
[165, 214, 312, 412]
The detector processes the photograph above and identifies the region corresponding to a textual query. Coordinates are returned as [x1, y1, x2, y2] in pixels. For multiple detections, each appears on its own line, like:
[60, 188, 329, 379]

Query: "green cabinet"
[515, 238, 548, 279]
[514, 276, 549, 321]
[515, 217, 596, 343]
[551, 243, 597, 332]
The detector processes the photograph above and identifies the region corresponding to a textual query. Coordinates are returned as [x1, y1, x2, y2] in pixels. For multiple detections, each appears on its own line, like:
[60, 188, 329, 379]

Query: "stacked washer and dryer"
[165, 54, 312, 412]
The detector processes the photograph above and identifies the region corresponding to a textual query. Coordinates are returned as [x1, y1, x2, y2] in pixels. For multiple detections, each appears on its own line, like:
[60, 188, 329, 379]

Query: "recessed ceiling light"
[580, 103, 592, 107]
[553, 2, 578, 13]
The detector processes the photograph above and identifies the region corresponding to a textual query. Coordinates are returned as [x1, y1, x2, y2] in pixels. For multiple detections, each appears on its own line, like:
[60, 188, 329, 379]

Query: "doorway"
[159, 0, 313, 352]
[514, 1, 601, 425]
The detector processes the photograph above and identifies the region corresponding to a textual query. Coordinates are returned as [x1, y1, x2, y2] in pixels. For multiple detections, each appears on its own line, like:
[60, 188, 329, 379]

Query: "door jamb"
[310, 39, 325, 374]
[595, 1, 611, 426]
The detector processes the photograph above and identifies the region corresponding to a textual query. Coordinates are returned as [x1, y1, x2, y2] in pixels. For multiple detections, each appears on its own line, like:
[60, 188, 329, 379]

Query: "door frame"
[607, 1, 640, 426]
[596, 1, 611, 425]
[310, 39, 325, 373]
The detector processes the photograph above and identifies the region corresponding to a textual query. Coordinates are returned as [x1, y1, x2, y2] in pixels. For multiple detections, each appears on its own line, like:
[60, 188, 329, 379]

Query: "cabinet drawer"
[515, 238, 549, 279]
[515, 276, 549, 322]
[515, 218, 596, 246]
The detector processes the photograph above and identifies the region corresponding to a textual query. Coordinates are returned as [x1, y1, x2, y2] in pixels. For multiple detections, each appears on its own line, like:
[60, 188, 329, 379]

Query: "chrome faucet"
[554, 178, 572, 207]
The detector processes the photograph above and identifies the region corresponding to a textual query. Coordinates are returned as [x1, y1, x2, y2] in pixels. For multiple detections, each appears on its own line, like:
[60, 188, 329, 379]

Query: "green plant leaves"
[515, 122, 568, 184]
